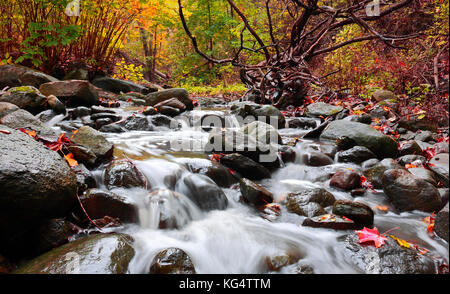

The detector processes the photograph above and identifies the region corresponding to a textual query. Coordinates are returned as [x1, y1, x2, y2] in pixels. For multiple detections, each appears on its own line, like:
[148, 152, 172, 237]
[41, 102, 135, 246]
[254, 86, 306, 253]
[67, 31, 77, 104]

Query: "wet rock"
[39, 80, 99, 107]
[337, 146, 376, 164]
[34, 218, 80, 255]
[428, 153, 449, 187]
[231, 102, 286, 129]
[434, 142, 449, 155]
[302, 151, 334, 167]
[343, 234, 436, 274]
[99, 123, 126, 133]
[95, 118, 113, 129]
[407, 167, 437, 186]
[397, 155, 427, 166]
[295, 264, 315, 274]
[70, 126, 114, 164]
[145, 88, 193, 110]
[70, 106, 91, 119]
[286, 188, 335, 217]
[67, 145, 97, 167]
[266, 254, 300, 272]
[91, 105, 116, 114]
[302, 214, 358, 230]
[287, 117, 317, 129]
[0, 126, 77, 256]
[104, 159, 148, 190]
[279, 145, 296, 163]
[369, 106, 389, 119]
[320, 120, 398, 158]
[439, 188, 449, 209]
[179, 174, 228, 211]
[79, 189, 138, 223]
[239, 178, 273, 207]
[158, 105, 181, 117]
[306, 142, 338, 158]
[0, 86, 47, 115]
[372, 89, 396, 102]
[414, 130, 434, 142]
[241, 120, 283, 145]
[183, 158, 237, 188]
[145, 189, 198, 229]
[154, 97, 186, 112]
[363, 159, 403, 189]
[150, 114, 180, 129]
[351, 188, 366, 197]
[46, 95, 66, 114]
[0, 109, 59, 137]
[0, 102, 19, 119]
[344, 114, 372, 124]
[306, 102, 343, 118]
[91, 112, 121, 122]
[332, 200, 374, 229]
[119, 114, 152, 131]
[72, 163, 96, 193]
[435, 203, 449, 242]
[0, 64, 58, 89]
[330, 169, 361, 190]
[382, 169, 442, 212]
[14, 233, 135, 274]
[149, 248, 196, 274]
[143, 106, 158, 116]
[92, 76, 151, 94]
[220, 153, 271, 180]
[398, 140, 422, 156]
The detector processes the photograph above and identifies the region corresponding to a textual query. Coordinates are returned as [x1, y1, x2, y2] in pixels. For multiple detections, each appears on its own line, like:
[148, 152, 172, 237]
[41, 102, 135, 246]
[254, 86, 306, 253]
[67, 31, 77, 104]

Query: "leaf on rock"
[388, 234, 411, 248]
[64, 152, 79, 168]
[355, 227, 388, 248]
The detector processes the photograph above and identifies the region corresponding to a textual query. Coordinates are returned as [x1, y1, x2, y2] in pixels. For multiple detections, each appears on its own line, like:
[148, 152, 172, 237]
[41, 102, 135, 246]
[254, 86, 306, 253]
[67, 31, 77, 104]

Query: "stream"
[49, 101, 449, 274]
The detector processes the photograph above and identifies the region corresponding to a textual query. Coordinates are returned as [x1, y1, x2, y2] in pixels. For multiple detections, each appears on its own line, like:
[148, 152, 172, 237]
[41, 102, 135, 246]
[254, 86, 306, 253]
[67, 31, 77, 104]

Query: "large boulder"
[0, 86, 47, 115]
[336, 146, 376, 164]
[363, 159, 403, 189]
[330, 169, 361, 191]
[39, 80, 99, 107]
[79, 189, 138, 223]
[149, 248, 196, 274]
[144, 88, 193, 110]
[0, 102, 19, 119]
[0, 65, 58, 89]
[343, 234, 436, 274]
[14, 233, 135, 274]
[0, 126, 78, 256]
[92, 76, 151, 94]
[70, 126, 114, 164]
[320, 120, 398, 158]
[306, 102, 343, 118]
[382, 169, 442, 212]
[332, 200, 374, 228]
[0, 109, 59, 137]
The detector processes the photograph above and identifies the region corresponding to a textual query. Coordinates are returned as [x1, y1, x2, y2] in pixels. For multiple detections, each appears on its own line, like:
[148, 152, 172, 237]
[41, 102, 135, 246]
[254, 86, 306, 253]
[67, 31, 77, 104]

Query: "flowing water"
[54, 102, 449, 274]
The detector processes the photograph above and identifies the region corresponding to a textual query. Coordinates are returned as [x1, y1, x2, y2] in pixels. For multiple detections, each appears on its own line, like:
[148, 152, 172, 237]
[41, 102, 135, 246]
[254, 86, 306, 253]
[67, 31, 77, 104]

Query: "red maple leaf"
[355, 227, 388, 248]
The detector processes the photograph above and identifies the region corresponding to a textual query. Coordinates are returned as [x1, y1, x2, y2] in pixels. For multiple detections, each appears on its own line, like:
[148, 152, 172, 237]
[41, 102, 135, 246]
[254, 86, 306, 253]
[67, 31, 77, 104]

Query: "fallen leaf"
[389, 234, 411, 248]
[64, 153, 79, 168]
[355, 227, 388, 248]
[0, 129, 11, 134]
[376, 205, 389, 212]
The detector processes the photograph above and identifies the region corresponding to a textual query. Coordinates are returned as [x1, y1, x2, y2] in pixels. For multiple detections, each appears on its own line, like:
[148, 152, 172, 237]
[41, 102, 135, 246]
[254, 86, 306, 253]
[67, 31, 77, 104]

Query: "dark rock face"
[0, 126, 77, 256]
[330, 169, 361, 190]
[14, 234, 135, 274]
[92, 76, 151, 94]
[435, 203, 449, 242]
[179, 174, 228, 211]
[0, 109, 59, 137]
[428, 153, 449, 187]
[337, 146, 376, 164]
[343, 234, 436, 274]
[183, 158, 237, 188]
[79, 189, 138, 223]
[39, 80, 99, 107]
[220, 153, 271, 180]
[145, 88, 193, 110]
[33, 219, 80, 256]
[99, 123, 126, 133]
[72, 163, 96, 193]
[286, 188, 335, 217]
[302, 214, 358, 230]
[149, 248, 196, 274]
[382, 169, 442, 212]
[398, 140, 422, 156]
[239, 178, 273, 207]
[70, 126, 114, 164]
[0, 86, 47, 115]
[407, 167, 437, 186]
[332, 200, 374, 229]
[320, 120, 398, 158]
[104, 159, 148, 190]
[397, 155, 427, 166]
[302, 151, 334, 167]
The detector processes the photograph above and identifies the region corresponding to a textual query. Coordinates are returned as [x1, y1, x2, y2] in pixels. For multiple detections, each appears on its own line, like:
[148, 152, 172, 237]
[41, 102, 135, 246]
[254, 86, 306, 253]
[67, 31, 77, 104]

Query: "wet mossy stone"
[14, 233, 135, 274]
[0, 86, 47, 115]
[149, 248, 196, 274]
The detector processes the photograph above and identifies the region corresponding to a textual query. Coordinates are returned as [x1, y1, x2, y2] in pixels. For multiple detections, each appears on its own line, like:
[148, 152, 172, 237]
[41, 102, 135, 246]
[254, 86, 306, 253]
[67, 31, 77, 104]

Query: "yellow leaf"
[389, 235, 411, 248]
[418, 114, 425, 120]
